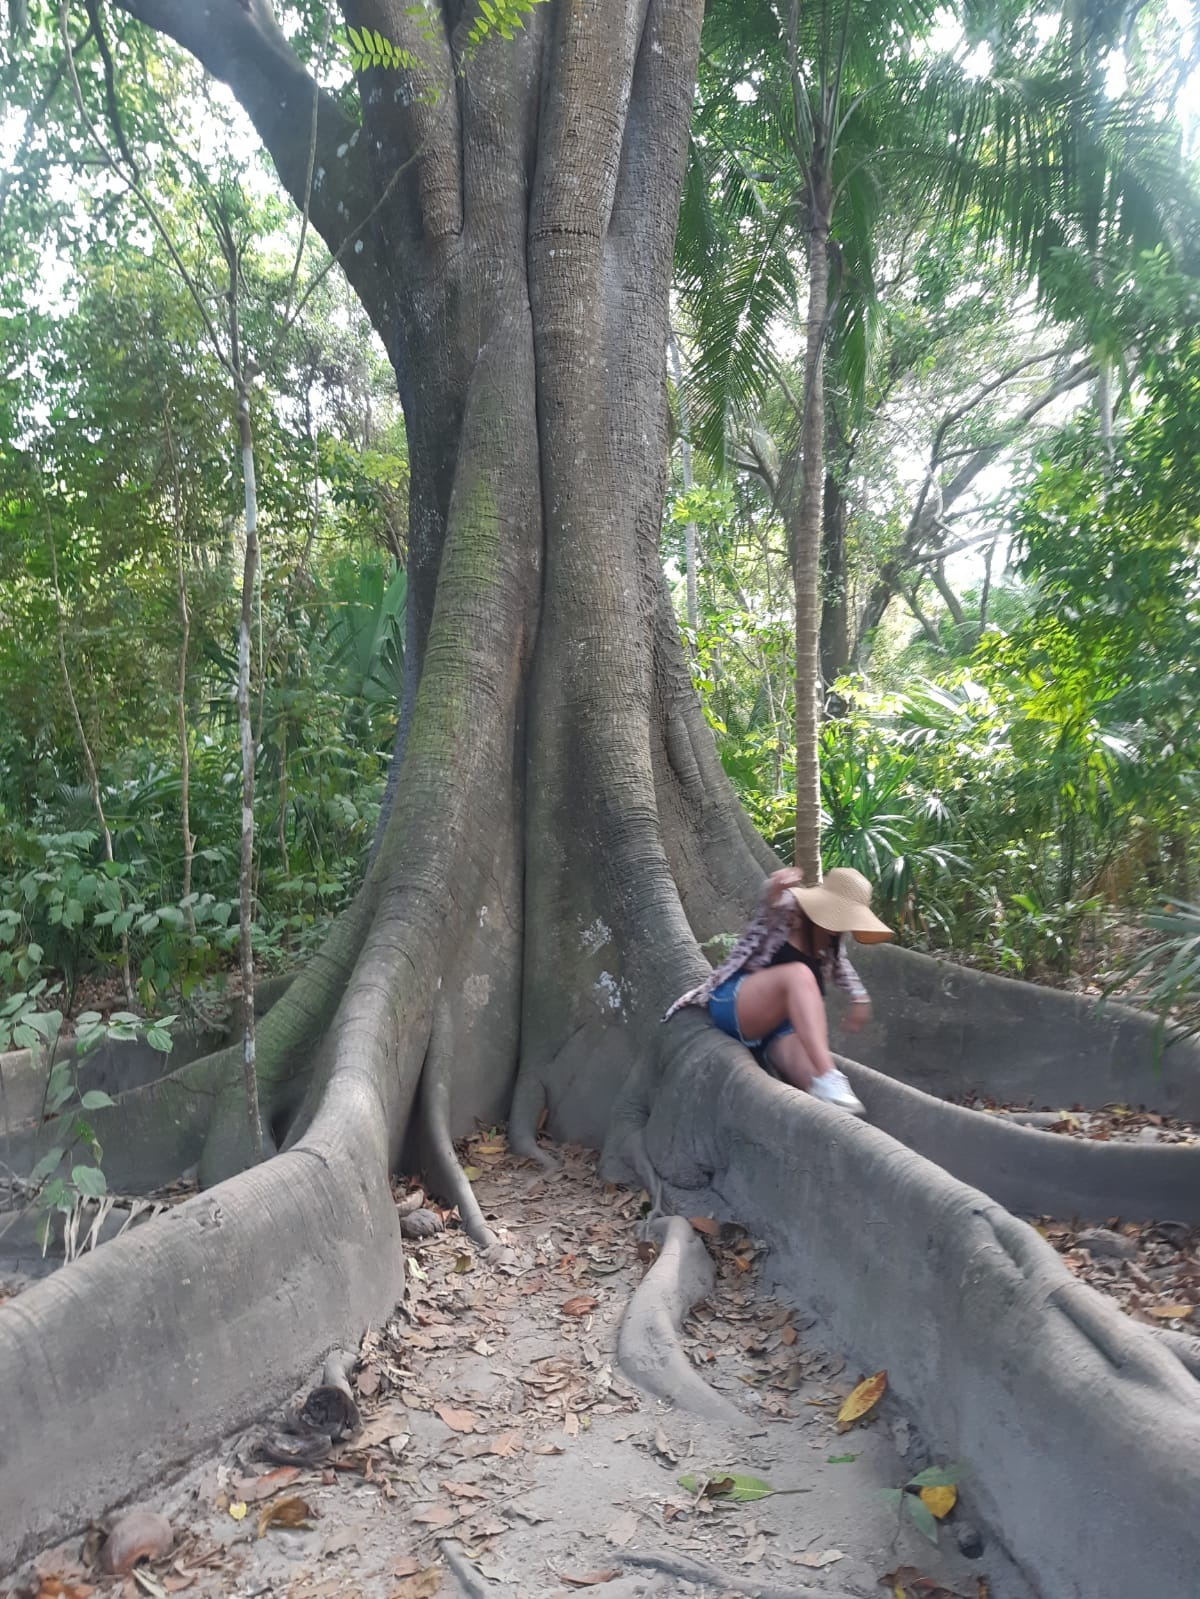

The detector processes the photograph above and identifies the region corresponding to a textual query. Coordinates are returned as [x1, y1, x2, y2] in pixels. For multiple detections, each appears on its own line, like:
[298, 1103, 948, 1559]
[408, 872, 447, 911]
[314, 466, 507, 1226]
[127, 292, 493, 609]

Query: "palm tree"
[678, 0, 1192, 879]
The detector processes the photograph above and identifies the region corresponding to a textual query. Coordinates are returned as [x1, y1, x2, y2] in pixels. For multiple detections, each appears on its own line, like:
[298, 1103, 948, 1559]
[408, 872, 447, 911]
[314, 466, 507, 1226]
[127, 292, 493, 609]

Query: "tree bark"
[234, 376, 265, 1163]
[161, 400, 196, 935]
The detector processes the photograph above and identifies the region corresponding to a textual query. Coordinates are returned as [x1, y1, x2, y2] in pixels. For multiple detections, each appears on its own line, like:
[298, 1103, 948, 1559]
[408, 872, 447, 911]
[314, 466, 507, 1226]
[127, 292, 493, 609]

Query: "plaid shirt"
[664, 874, 869, 1021]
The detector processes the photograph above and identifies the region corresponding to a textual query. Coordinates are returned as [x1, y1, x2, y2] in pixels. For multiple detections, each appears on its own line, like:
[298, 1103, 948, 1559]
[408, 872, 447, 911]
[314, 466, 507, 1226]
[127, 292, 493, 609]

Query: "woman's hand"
[767, 867, 805, 893]
[842, 999, 871, 1034]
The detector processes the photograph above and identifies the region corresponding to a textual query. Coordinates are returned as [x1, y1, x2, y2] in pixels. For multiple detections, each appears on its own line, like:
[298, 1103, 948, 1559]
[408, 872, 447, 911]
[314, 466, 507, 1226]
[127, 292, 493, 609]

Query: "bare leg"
[765, 1030, 822, 1091]
[735, 965, 836, 1080]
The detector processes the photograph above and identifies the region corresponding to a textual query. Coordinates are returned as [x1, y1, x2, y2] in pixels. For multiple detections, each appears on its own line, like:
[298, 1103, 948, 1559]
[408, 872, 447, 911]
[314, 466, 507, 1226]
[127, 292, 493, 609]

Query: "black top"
[766, 940, 827, 995]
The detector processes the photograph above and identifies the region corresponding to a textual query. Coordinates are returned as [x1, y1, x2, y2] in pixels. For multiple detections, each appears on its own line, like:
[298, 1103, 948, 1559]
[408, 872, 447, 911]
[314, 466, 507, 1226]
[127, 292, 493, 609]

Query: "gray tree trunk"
[37, 0, 766, 1267]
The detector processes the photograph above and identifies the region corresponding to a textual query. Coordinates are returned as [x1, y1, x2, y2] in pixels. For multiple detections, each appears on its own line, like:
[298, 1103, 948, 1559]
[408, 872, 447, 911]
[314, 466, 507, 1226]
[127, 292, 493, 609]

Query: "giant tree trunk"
[0, 0, 776, 1557]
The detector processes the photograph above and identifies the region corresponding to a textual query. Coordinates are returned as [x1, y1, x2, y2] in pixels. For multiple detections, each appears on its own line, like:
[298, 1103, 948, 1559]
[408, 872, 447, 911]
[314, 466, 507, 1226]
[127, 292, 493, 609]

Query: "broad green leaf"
[29, 1147, 65, 1184]
[72, 1164, 107, 1199]
[905, 1493, 939, 1543]
[907, 1464, 961, 1488]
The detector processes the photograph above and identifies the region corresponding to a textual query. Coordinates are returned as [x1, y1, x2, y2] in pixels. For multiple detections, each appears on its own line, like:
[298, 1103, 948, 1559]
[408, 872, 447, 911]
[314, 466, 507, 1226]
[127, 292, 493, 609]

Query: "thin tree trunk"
[235, 377, 265, 1162]
[976, 538, 996, 641]
[930, 559, 968, 642]
[162, 401, 195, 935]
[46, 517, 135, 1006]
[791, 204, 831, 881]
[900, 582, 943, 650]
[819, 470, 850, 692]
[1097, 357, 1114, 456]
[667, 330, 699, 637]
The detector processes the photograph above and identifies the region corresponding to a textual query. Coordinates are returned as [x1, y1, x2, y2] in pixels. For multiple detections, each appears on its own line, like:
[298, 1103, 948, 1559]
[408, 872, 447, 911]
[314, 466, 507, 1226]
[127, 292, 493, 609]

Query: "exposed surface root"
[617, 1215, 743, 1425]
[419, 1052, 498, 1250]
[13, 1139, 1010, 1599]
[1150, 1326, 1200, 1380]
[440, 1538, 494, 1597]
[505, 1072, 556, 1171]
[838, 1054, 1200, 1224]
[640, 1032, 1200, 1599]
[622, 1549, 860, 1598]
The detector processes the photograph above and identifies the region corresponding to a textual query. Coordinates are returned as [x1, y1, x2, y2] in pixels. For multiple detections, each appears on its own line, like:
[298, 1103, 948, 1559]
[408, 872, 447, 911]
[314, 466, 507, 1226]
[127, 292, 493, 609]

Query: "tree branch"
[109, 0, 394, 335]
[83, 0, 139, 174]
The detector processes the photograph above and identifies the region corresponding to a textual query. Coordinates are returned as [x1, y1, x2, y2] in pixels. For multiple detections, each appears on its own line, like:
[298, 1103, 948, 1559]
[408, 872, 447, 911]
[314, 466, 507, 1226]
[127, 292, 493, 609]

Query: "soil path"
[5, 1139, 1031, 1599]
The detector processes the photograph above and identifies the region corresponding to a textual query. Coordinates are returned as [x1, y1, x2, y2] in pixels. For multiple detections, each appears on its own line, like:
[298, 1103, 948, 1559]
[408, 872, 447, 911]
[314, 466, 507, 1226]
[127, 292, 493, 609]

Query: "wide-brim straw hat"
[786, 866, 893, 943]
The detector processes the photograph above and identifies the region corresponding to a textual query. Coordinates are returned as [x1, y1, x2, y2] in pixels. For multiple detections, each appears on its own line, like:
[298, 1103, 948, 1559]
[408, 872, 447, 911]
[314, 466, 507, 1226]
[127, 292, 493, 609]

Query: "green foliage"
[1116, 900, 1200, 1051]
[345, 25, 423, 73]
[462, 0, 548, 49]
[3, 990, 174, 1246]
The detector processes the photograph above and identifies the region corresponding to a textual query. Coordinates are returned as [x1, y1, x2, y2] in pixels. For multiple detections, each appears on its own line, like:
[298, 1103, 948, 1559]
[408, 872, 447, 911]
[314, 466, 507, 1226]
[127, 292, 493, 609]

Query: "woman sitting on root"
[664, 866, 893, 1117]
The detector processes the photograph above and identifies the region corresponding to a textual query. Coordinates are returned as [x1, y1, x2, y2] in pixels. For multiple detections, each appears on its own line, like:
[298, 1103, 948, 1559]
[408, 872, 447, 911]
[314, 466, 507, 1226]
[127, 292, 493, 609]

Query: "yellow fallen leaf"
[1147, 1303, 1193, 1319]
[919, 1484, 957, 1519]
[836, 1370, 887, 1426]
[462, 1166, 481, 1181]
[228, 1502, 248, 1522]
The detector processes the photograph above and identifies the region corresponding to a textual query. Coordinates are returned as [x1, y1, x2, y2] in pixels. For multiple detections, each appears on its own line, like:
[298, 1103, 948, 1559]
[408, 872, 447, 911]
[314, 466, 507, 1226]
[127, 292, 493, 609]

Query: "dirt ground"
[3, 1136, 1031, 1599]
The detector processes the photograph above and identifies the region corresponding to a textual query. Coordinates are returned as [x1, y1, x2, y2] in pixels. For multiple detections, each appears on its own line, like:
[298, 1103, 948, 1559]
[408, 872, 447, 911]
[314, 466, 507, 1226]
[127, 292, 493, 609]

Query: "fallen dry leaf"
[435, 1405, 480, 1433]
[919, 1484, 957, 1519]
[562, 1571, 621, 1587]
[100, 1509, 174, 1575]
[227, 1503, 248, 1523]
[390, 1569, 442, 1599]
[780, 1325, 797, 1346]
[561, 1295, 599, 1317]
[796, 1549, 844, 1569]
[653, 1427, 679, 1464]
[443, 1481, 488, 1500]
[564, 1411, 580, 1437]
[231, 1467, 301, 1503]
[32, 1581, 94, 1599]
[880, 1568, 970, 1599]
[688, 1216, 719, 1236]
[837, 1370, 887, 1427]
[1147, 1303, 1193, 1319]
[412, 1504, 456, 1528]
[606, 1510, 639, 1547]
[131, 1572, 169, 1599]
[256, 1496, 316, 1537]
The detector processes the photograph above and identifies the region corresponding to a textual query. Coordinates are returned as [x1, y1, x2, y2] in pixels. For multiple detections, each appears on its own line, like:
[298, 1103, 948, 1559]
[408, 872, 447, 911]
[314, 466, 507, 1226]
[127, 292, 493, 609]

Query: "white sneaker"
[809, 1067, 865, 1117]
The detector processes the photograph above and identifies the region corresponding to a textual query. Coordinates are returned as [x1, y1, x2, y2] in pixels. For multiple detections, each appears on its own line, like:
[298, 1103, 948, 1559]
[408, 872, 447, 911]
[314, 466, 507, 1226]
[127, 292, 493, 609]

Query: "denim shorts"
[708, 974, 794, 1050]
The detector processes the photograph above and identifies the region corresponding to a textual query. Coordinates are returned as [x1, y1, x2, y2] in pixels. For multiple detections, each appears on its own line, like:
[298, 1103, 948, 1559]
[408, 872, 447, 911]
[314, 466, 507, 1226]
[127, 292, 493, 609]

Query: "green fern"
[464, 0, 549, 50]
[346, 25, 422, 73]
